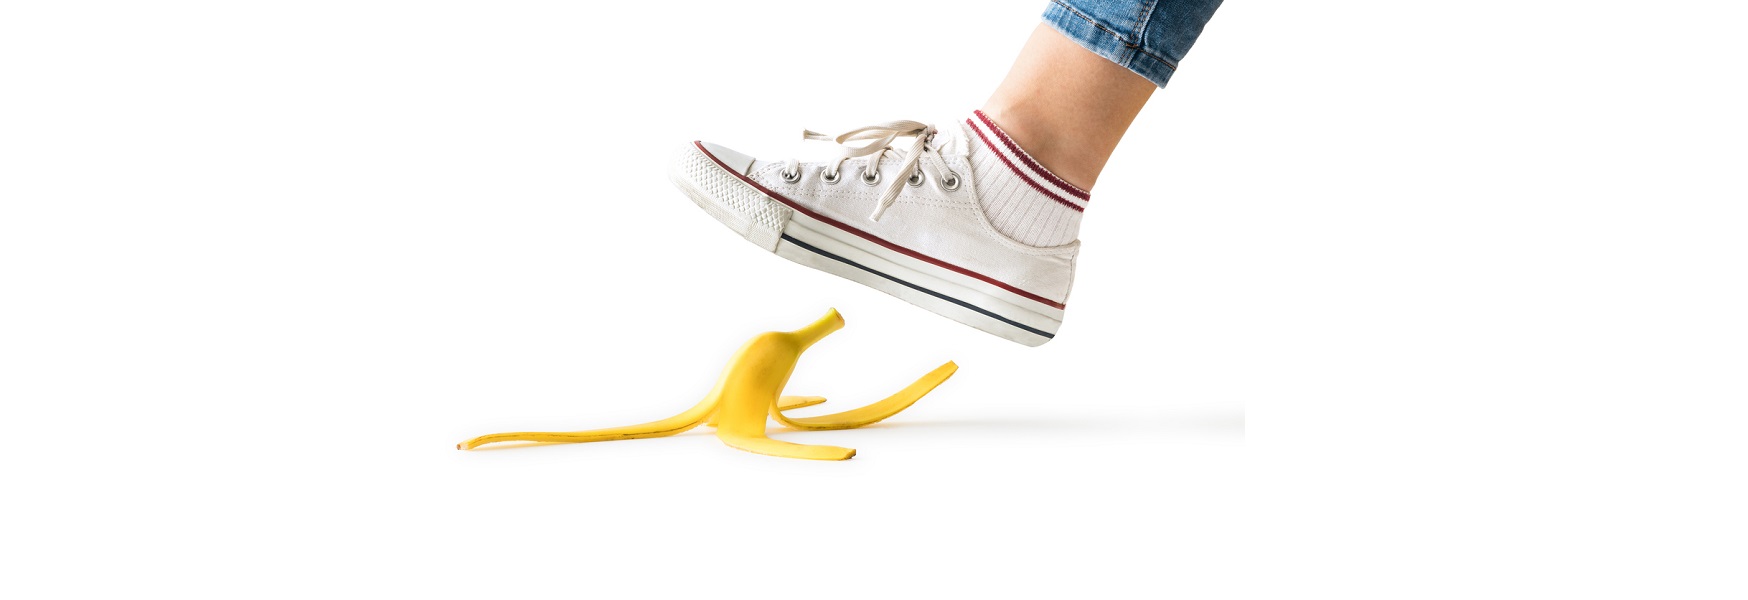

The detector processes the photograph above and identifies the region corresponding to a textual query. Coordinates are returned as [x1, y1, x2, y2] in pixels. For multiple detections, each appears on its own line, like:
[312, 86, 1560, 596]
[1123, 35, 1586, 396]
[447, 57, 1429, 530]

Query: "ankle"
[977, 104, 1101, 190]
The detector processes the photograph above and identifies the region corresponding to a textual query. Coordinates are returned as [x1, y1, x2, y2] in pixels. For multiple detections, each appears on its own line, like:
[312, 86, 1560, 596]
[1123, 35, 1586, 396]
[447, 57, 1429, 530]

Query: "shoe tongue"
[934, 120, 972, 156]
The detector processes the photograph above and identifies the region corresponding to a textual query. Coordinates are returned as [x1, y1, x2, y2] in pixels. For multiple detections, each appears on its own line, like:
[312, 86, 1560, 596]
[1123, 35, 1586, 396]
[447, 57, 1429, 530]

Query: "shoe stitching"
[753, 175, 1075, 257]
[760, 187, 977, 211]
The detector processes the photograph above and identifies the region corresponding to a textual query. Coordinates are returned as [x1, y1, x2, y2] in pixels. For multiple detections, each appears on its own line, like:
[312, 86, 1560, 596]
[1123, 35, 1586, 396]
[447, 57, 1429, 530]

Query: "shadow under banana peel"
[456, 309, 957, 460]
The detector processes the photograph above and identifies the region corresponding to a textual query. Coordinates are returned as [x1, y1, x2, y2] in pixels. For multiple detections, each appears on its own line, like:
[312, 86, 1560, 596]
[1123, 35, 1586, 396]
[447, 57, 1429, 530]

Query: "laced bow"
[781, 120, 956, 221]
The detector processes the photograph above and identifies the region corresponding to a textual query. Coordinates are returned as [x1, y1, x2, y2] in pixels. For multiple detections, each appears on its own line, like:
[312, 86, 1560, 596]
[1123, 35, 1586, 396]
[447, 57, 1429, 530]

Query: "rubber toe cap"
[696, 141, 756, 175]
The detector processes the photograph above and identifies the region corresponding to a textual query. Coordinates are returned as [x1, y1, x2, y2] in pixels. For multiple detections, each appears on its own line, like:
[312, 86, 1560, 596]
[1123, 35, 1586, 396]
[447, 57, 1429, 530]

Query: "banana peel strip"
[456, 309, 954, 460]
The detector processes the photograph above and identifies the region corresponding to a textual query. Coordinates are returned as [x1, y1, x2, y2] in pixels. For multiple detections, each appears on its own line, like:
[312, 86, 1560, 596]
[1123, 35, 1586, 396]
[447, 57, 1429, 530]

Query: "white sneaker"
[669, 116, 1085, 346]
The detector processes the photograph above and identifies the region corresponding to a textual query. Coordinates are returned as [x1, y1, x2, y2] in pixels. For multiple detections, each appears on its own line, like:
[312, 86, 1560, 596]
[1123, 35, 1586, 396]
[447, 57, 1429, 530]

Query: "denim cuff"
[1042, 0, 1177, 87]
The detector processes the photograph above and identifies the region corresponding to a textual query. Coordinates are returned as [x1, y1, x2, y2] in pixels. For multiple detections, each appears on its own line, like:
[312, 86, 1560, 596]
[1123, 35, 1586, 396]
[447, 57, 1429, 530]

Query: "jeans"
[1042, 0, 1224, 87]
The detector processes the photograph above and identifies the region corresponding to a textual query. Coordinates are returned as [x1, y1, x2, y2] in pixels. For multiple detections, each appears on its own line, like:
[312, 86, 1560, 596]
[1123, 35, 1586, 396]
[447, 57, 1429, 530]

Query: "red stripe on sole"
[973, 110, 1091, 201]
[692, 141, 1068, 311]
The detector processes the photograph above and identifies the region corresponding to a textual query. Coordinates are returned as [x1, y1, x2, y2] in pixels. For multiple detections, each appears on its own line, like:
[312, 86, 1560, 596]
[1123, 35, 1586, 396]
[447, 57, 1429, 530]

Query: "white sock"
[964, 110, 1090, 247]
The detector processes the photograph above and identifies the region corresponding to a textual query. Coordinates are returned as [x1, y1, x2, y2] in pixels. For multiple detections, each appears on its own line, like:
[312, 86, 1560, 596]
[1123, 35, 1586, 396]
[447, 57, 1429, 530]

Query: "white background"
[2, 1, 1743, 597]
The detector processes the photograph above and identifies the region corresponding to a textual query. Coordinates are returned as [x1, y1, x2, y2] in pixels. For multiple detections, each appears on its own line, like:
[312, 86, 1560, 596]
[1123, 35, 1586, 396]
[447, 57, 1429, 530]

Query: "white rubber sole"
[670, 142, 1062, 346]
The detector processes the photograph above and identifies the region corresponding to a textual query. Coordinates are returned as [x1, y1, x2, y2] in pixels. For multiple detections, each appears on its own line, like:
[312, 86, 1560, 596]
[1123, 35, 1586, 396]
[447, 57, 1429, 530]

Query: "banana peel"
[456, 309, 956, 460]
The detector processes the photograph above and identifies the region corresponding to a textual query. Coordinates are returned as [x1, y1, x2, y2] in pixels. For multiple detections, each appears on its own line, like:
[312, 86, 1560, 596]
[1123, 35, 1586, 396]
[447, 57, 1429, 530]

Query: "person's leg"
[982, 0, 1226, 190]
[670, 1, 1224, 344]
[981, 24, 1155, 191]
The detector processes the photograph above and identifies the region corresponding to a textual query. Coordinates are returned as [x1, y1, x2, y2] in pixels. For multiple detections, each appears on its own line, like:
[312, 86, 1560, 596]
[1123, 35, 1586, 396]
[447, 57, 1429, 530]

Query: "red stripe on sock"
[967, 119, 1085, 214]
[973, 110, 1091, 201]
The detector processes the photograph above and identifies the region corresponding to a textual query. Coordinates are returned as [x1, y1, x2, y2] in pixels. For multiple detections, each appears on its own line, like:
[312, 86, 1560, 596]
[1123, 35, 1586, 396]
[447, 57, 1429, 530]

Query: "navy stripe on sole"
[779, 233, 1054, 340]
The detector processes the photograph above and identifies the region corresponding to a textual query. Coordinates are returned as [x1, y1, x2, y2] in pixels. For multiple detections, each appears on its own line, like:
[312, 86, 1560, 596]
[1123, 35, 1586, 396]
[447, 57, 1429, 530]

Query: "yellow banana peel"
[456, 309, 956, 460]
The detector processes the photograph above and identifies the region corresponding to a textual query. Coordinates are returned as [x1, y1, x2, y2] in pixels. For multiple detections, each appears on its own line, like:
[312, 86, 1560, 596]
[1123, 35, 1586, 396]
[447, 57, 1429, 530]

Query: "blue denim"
[1042, 0, 1224, 87]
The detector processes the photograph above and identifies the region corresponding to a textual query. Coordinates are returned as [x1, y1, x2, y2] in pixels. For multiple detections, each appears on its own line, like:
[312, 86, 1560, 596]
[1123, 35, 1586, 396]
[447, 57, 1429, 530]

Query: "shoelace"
[781, 120, 961, 221]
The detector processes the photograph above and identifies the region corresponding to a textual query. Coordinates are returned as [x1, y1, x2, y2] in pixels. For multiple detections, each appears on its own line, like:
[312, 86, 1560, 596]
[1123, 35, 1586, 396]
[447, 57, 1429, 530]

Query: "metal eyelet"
[906, 169, 925, 187]
[780, 168, 801, 183]
[859, 167, 882, 186]
[939, 171, 961, 191]
[821, 169, 841, 184]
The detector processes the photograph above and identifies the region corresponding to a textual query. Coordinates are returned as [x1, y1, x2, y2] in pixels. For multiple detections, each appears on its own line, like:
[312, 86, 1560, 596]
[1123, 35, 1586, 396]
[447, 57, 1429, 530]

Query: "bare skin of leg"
[981, 24, 1157, 191]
